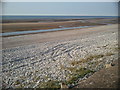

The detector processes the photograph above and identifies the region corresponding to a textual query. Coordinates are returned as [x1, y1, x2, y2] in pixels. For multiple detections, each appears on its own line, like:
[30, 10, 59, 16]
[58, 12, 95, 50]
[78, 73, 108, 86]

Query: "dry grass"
[66, 52, 115, 85]
[114, 47, 120, 51]
[105, 52, 114, 56]
[32, 52, 115, 88]
[70, 52, 115, 66]
[14, 80, 21, 85]
[71, 54, 104, 66]
[60, 64, 94, 85]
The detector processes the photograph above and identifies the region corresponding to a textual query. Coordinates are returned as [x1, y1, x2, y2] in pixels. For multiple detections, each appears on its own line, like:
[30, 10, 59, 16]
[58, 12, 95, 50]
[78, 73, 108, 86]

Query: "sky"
[2, 2, 118, 16]
[2, 0, 119, 2]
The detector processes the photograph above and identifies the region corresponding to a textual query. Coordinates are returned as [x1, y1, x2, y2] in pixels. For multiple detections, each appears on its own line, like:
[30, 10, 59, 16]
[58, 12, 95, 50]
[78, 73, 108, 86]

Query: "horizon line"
[1, 14, 118, 16]
[2, 0, 119, 2]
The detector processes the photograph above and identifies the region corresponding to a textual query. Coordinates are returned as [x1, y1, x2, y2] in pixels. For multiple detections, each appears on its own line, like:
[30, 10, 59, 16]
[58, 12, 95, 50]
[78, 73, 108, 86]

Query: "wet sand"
[1, 18, 117, 33]
[2, 24, 117, 49]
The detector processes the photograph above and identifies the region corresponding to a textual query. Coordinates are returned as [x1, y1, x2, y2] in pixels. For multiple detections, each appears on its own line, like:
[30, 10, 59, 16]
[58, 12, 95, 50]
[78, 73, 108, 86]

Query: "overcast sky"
[2, 2, 118, 16]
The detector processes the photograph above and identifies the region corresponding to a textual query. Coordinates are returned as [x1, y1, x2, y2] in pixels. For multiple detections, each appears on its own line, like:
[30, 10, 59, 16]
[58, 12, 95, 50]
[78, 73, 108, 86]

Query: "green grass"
[65, 52, 115, 85]
[66, 68, 94, 84]
[38, 80, 61, 88]
[60, 64, 94, 85]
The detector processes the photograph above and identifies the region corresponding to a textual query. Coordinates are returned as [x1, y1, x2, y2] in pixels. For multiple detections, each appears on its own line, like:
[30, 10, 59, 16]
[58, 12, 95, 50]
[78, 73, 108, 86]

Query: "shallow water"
[0, 26, 94, 36]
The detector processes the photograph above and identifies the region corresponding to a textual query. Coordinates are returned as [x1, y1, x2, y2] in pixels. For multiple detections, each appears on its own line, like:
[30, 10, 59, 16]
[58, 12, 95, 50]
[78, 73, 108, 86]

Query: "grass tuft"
[114, 47, 120, 51]
[70, 54, 104, 66]
[38, 80, 61, 88]
[105, 52, 114, 56]
[66, 68, 94, 84]
[14, 80, 21, 85]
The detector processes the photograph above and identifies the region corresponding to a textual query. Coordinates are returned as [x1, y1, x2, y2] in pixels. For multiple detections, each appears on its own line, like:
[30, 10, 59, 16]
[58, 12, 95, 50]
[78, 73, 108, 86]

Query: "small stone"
[105, 64, 112, 68]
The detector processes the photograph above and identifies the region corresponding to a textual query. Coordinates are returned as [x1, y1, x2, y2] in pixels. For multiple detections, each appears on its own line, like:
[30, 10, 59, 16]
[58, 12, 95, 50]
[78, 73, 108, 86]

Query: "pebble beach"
[1, 24, 118, 88]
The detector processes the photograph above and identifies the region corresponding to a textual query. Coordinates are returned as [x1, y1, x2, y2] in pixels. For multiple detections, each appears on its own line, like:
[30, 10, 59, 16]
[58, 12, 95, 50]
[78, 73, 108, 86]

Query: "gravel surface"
[75, 60, 118, 88]
[1, 24, 118, 88]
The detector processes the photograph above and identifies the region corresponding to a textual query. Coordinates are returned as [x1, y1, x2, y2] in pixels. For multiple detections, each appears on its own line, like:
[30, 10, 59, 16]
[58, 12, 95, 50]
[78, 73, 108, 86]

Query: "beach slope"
[2, 24, 118, 88]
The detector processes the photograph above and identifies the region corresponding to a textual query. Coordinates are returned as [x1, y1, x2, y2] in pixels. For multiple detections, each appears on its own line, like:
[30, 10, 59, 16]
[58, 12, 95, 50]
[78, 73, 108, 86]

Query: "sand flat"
[1, 18, 117, 33]
[2, 24, 118, 49]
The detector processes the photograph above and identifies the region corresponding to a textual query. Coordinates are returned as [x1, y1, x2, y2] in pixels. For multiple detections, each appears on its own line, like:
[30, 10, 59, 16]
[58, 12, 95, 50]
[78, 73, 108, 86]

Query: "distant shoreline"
[2, 15, 117, 23]
[1, 17, 117, 34]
